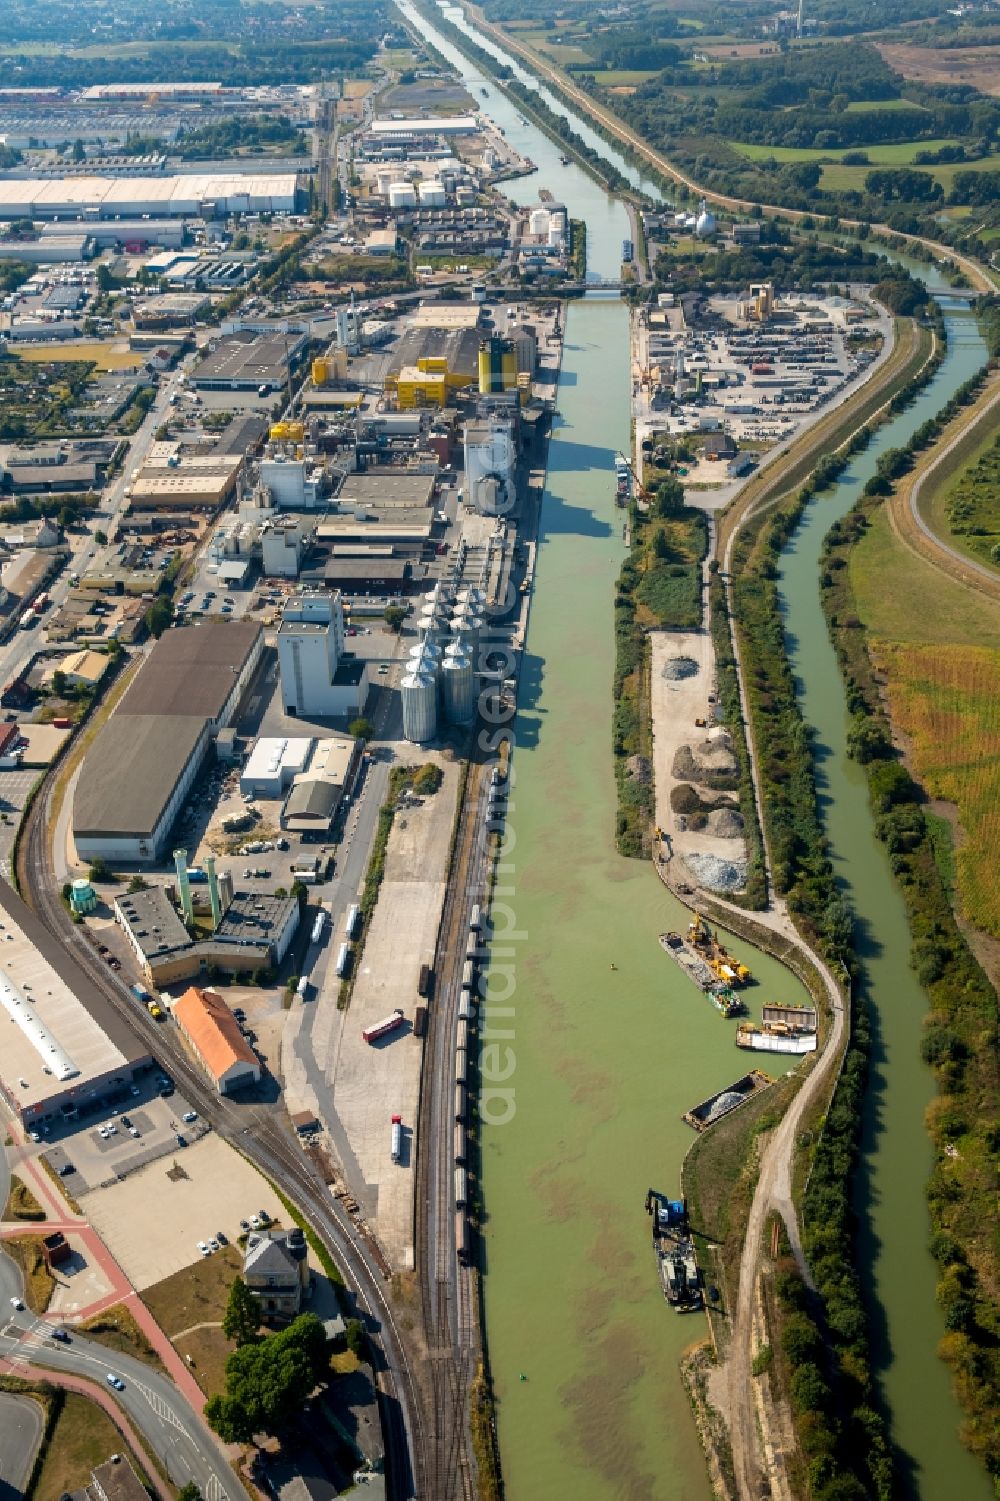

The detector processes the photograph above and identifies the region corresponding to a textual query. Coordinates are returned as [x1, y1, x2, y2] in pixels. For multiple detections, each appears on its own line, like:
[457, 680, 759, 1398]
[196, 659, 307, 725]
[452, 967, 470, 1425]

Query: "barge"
[683, 1069, 773, 1132]
[659, 932, 746, 1017]
[645, 1190, 702, 1312]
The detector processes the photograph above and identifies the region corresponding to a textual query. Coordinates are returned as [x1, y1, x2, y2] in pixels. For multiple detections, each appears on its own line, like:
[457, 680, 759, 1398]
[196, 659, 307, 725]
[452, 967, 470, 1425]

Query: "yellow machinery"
[270, 421, 305, 443]
[312, 358, 329, 387]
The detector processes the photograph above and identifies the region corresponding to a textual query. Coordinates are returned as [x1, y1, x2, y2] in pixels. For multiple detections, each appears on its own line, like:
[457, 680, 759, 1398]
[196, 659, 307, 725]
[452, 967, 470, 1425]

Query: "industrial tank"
[401, 662, 438, 743]
[312, 358, 329, 387]
[528, 207, 549, 237]
[441, 645, 476, 725]
[455, 587, 486, 611]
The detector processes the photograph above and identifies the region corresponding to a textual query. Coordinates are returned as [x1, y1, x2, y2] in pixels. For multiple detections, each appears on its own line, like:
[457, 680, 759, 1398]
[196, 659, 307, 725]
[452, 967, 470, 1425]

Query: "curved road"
[905, 377, 1000, 591]
[0, 1391, 43, 1499]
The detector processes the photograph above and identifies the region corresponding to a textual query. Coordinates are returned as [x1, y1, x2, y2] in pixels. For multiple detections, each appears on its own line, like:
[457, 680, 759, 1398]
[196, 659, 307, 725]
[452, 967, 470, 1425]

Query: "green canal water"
[777, 306, 992, 1501]
[481, 298, 812, 1501]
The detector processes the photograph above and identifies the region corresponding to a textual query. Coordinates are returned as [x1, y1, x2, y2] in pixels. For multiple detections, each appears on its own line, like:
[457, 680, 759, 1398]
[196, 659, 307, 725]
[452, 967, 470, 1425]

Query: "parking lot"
[84, 1133, 287, 1290]
[41, 1079, 209, 1196]
[0, 768, 39, 868]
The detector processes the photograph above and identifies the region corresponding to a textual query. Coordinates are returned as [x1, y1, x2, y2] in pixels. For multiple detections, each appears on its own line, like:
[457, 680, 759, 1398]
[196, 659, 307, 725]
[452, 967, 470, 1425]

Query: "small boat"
[559, 154, 570, 166]
[481, 87, 489, 97]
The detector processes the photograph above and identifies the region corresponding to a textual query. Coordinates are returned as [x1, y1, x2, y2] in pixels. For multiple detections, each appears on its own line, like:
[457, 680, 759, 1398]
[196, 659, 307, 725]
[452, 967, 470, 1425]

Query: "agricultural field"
[846, 97, 930, 112]
[15, 341, 143, 372]
[850, 506, 1000, 937]
[878, 641, 1000, 937]
[590, 70, 661, 87]
[933, 431, 1000, 570]
[729, 138, 963, 164]
[877, 41, 1000, 96]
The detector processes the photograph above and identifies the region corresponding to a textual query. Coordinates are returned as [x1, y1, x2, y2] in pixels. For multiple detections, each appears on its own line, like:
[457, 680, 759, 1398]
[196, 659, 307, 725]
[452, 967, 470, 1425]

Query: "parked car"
[10, 1297, 23, 1310]
[182, 1111, 198, 1124]
[197, 1241, 211, 1257]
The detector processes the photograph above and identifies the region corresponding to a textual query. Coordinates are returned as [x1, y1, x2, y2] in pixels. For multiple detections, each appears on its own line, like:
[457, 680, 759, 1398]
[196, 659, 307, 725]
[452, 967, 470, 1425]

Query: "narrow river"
[396, 4, 994, 1495]
[778, 305, 992, 1501]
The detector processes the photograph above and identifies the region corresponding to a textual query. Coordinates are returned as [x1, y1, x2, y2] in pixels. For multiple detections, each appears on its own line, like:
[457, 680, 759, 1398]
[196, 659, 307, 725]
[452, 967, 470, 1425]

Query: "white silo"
[528, 206, 549, 237]
[450, 609, 483, 658]
[455, 587, 486, 611]
[388, 182, 417, 208]
[402, 660, 438, 743]
[441, 645, 476, 724]
[695, 199, 716, 237]
[409, 636, 442, 665]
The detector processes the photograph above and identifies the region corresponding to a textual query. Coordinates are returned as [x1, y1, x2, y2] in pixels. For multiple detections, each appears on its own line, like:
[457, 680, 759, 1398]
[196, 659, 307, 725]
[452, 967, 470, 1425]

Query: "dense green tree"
[205, 1313, 328, 1441]
[221, 1276, 261, 1348]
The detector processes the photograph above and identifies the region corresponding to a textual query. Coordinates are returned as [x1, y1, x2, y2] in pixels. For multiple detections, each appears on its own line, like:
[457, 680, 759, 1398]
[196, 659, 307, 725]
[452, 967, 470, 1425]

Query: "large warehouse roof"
[74, 714, 207, 841]
[0, 173, 298, 220]
[120, 621, 260, 719]
[0, 880, 151, 1116]
[74, 623, 261, 844]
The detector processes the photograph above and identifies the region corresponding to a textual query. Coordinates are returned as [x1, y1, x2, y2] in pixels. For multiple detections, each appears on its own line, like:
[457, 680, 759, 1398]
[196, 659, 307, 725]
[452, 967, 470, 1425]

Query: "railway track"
[413, 756, 492, 1501]
[15, 768, 423, 1501]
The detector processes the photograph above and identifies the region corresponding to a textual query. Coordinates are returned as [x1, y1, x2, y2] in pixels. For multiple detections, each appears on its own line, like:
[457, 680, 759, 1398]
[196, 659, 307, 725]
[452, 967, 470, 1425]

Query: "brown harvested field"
[877, 41, 1000, 95]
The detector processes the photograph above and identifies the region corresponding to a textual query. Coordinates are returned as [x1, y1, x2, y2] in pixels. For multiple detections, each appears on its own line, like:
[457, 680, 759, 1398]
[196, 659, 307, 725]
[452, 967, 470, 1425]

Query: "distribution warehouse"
[73, 622, 263, 863]
[0, 880, 152, 1125]
[0, 173, 300, 220]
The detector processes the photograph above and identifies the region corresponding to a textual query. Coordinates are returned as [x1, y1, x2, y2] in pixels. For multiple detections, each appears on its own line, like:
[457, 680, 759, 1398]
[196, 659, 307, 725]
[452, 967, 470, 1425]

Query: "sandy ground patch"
[649, 629, 748, 891]
[332, 768, 457, 1269]
[877, 41, 1000, 95]
[84, 1135, 285, 1291]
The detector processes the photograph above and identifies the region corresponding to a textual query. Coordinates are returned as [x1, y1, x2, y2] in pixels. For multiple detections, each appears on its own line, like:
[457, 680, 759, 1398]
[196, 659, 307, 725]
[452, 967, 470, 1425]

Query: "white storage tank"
[528, 207, 549, 237]
[695, 199, 716, 238]
[401, 662, 438, 744]
[418, 180, 447, 206]
[388, 182, 417, 208]
[455, 587, 486, 611]
[441, 645, 475, 725]
[409, 635, 442, 664]
[547, 218, 566, 249]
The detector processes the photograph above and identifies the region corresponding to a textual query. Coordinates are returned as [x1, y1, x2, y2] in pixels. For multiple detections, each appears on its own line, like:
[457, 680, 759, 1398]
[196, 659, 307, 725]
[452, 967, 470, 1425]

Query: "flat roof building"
[241, 736, 314, 798]
[0, 173, 298, 221]
[191, 331, 305, 392]
[0, 880, 152, 1124]
[282, 734, 361, 833]
[73, 623, 262, 863]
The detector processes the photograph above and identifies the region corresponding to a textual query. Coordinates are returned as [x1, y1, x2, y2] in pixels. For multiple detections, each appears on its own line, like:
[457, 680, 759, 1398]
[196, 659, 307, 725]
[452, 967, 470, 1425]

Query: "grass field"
[850, 507, 1000, 935]
[34, 1394, 133, 1501]
[142, 1247, 241, 1399]
[926, 421, 1000, 571]
[730, 137, 962, 164]
[591, 69, 661, 86]
[846, 97, 929, 112]
[77, 1307, 165, 1374]
[4, 1236, 55, 1312]
[3, 1177, 46, 1222]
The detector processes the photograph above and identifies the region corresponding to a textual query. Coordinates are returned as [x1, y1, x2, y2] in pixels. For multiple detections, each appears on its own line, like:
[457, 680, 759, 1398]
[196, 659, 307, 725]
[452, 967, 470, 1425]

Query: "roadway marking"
[205, 1474, 230, 1501]
[131, 1378, 186, 1432]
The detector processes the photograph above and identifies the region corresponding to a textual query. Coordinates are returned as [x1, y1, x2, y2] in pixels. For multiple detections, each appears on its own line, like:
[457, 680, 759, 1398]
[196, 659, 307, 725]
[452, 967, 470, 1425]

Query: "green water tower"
[70, 878, 97, 915]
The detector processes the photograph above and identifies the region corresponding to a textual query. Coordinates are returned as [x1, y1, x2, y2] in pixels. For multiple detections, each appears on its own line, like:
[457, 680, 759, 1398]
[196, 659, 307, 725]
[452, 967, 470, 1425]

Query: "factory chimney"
[205, 854, 222, 930]
[174, 849, 194, 925]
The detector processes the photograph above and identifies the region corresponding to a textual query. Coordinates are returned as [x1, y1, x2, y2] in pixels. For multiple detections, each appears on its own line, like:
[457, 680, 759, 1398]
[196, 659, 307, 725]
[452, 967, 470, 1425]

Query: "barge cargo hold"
[683, 1069, 772, 1132]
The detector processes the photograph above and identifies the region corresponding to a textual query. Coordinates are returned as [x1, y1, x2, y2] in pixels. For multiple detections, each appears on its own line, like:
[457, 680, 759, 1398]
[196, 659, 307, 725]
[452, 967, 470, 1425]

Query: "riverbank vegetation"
[821, 398, 1000, 1479]
[612, 493, 706, 856]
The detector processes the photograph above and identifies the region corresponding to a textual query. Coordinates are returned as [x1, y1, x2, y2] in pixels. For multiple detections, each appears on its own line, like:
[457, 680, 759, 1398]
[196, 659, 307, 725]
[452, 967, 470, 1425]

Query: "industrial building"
[115, 875, 299, 988]
[129, 451, 243, 511]
[367, 116, 480, 139]
[464, 415, 516, 515]
[0, 879, 152, 1125]
[191, 330, 306, 393]
[384, 326, 482, 409]
[174, 985, 261, 1095]
[282, 734, 362, 833]
[277, 591, 369, 719]
[73, 622, 262, 863]
[0, 173, 299, 222]
[241, 736, 314, 798]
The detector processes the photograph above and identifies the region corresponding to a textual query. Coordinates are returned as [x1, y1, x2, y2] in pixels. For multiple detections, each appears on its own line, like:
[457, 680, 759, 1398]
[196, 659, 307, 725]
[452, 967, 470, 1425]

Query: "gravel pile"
[707, 807, 745, 838]
[705, 1090, 746, 1124]
[662, 656, 699, 681]
[684, 851, 749, 892]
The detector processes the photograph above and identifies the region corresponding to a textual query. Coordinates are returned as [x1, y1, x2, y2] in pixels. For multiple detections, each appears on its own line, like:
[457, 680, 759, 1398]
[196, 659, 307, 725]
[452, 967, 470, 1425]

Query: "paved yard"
[84, 1135, 286, 1291]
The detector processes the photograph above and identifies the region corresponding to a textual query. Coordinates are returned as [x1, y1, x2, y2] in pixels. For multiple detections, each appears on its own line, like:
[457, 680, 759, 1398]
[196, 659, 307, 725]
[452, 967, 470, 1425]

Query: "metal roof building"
[73, 623, 263, 864]
[0, 172, 298, 221]
[0, 879, 152, 1124]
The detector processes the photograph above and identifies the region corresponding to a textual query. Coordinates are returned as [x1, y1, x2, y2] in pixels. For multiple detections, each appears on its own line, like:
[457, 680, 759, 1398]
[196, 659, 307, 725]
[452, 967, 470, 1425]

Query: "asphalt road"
[0, 1143, 247, 1501]
[0, 1392, 43, 1500]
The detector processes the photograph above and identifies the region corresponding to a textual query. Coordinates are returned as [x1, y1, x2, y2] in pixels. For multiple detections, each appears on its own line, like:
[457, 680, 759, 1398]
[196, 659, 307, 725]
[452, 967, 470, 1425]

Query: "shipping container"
[458, 992, 472, 1023]
[456, 1018, 468, 1054]
[454, 1082, 466, 1122]
[469, 903, 482, 932]
[335, 942, 351, 978]
[454, 1123, 466, 1165]
[296, 974, 309, 1000]
[454, 1167, 468, 1209]
[390, 1114, 402, 1163]
[414, 1005, 428, 1038]
[455, 1046, 467, 1085]
[418, 962, 432, 998]
[311, 910, 326, 945]
[346, 903, 361, 939]
[462, 959, 475, 990]
[363, 1009, 405, 1045]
